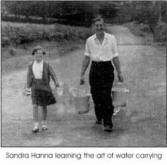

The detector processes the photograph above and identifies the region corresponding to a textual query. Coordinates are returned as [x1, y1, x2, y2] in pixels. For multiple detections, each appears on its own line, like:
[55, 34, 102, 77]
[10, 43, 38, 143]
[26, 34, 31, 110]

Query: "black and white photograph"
[1, 0, 166, 147]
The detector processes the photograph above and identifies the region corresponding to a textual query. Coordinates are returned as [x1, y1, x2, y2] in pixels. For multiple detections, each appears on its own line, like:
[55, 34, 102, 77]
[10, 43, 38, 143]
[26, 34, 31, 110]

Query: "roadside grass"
[124, 22, 167, 45]
[2, 21, 91, 48]
[2, 21, 88, 73]
[123, 22, 153, 45]
[2, 40, 84, 74]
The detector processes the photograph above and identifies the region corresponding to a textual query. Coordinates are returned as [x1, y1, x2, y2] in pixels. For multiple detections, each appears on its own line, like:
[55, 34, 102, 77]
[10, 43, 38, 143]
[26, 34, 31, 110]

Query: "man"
[80, 16, 123, 132]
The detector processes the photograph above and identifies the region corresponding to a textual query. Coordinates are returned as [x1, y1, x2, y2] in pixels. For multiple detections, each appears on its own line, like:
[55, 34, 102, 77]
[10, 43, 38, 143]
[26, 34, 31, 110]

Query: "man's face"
[95, 20, 104, 33]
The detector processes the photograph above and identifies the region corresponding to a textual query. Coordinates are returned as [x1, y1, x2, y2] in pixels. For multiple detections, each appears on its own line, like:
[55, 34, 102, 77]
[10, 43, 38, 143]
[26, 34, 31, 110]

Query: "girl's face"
[34, 49, 43, 63]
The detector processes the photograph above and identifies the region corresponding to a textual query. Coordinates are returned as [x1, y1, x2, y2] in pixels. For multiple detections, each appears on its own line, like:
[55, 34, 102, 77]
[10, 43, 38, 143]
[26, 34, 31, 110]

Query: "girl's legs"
[41, 106, 48, 130]
[32, 104, 39, 132]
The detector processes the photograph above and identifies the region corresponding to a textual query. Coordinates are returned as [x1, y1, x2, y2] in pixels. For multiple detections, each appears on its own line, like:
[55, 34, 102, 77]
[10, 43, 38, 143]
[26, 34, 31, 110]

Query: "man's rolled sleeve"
[112, 36, 119, 58]
[84, 39, 91, 56]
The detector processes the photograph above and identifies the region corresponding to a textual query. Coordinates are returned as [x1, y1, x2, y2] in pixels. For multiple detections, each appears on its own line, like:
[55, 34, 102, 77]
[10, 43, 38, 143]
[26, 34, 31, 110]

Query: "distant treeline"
[1, 1, 167, 42]
[2, 1, 166, 25]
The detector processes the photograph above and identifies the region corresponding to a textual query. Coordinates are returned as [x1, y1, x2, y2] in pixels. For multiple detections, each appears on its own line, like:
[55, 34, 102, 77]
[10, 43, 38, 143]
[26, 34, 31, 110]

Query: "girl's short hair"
[32, 46, 46, 55]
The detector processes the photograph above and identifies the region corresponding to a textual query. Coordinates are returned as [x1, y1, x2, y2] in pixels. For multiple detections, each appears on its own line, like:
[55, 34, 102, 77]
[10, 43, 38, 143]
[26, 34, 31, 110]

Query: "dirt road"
[2, 25, 166, 146]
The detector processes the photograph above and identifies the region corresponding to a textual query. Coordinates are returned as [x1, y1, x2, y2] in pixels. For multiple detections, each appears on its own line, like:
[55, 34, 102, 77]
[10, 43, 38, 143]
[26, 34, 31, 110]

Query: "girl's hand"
[25, 88, 31, 96]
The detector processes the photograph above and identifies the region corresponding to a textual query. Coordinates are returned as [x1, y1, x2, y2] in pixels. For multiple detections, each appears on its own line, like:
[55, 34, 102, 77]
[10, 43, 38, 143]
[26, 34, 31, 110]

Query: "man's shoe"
[95, 120, 102, 125]
[103, 121, 113, 132]
[103, 125, 113, 132]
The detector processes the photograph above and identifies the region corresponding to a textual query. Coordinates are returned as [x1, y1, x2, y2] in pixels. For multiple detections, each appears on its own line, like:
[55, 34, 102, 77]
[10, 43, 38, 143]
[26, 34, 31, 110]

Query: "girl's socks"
[41, 121, 48, 130]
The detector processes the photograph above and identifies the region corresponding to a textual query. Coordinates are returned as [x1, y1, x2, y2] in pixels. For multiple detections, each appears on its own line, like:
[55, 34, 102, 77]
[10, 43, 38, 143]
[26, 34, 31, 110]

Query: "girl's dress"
[27, 61, 56, 106]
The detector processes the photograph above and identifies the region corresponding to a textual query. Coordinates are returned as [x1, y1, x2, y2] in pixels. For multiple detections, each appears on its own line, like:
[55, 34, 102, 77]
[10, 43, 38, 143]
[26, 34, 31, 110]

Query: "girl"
[26, 46, 59, 133]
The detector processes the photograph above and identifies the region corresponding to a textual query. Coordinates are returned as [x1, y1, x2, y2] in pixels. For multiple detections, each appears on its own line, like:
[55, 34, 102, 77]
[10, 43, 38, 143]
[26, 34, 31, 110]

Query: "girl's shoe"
[41, 121, 48, 131]
[32, 127, 39, 133]
[42, 125, 48, 131]
[32, 122, 39, 133]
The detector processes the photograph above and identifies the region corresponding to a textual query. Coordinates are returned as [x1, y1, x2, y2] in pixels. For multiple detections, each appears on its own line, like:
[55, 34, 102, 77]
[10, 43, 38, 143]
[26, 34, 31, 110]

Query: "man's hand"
[80, 76, 85, 85]
[118, 72, 124, 82]
[80, 56, 90, 85]
[55, 82, 60, 88]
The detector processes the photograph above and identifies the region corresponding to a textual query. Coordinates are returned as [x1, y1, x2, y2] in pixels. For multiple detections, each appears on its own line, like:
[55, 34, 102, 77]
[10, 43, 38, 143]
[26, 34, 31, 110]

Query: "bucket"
[70, 88, 90, 114]
[112, 83, 130, 116]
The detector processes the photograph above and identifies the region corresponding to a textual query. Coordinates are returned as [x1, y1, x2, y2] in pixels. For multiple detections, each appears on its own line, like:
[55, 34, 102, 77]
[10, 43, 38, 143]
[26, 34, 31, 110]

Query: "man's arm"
[111, 35, 123, 82]
[112, 56, 124, 82]
[80, 56, 90, 84]
[27, 65, 33, 88]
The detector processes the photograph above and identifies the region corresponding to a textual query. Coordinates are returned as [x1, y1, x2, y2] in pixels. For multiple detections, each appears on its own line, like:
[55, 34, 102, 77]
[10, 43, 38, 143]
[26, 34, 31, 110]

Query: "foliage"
[154, 22, 167, 42]
[2, 1, 167, 42]
[2, 22, 92, 47]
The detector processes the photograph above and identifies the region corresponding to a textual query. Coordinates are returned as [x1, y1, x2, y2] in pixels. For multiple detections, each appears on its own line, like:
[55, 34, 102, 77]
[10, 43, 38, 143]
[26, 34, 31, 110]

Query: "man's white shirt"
[84, 32, 119, 61]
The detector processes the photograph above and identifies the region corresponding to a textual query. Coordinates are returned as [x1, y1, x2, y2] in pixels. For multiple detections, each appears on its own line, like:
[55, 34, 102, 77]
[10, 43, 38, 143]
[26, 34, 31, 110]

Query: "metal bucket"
[112, 83, 130, 116]
[70, 88, 90, 114]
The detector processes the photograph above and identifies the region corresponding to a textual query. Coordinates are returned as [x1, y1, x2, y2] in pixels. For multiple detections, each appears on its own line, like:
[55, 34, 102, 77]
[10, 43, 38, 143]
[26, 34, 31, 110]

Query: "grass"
[124, 22, 167, 45]
[123, 22, 153, 42]
[2, 40, 84, 74]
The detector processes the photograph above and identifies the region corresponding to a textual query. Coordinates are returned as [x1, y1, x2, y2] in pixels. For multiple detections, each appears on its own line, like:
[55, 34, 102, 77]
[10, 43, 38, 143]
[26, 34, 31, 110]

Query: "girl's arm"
[49, 64, 59, 87]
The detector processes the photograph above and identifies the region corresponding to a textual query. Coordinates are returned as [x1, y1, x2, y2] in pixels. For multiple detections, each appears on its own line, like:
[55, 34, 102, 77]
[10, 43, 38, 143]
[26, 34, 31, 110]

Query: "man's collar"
[94, 32, 108, 40]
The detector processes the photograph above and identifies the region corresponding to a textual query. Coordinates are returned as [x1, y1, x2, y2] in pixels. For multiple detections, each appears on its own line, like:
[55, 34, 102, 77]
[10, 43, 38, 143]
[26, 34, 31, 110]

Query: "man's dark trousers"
[89, 61, 114, 126]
